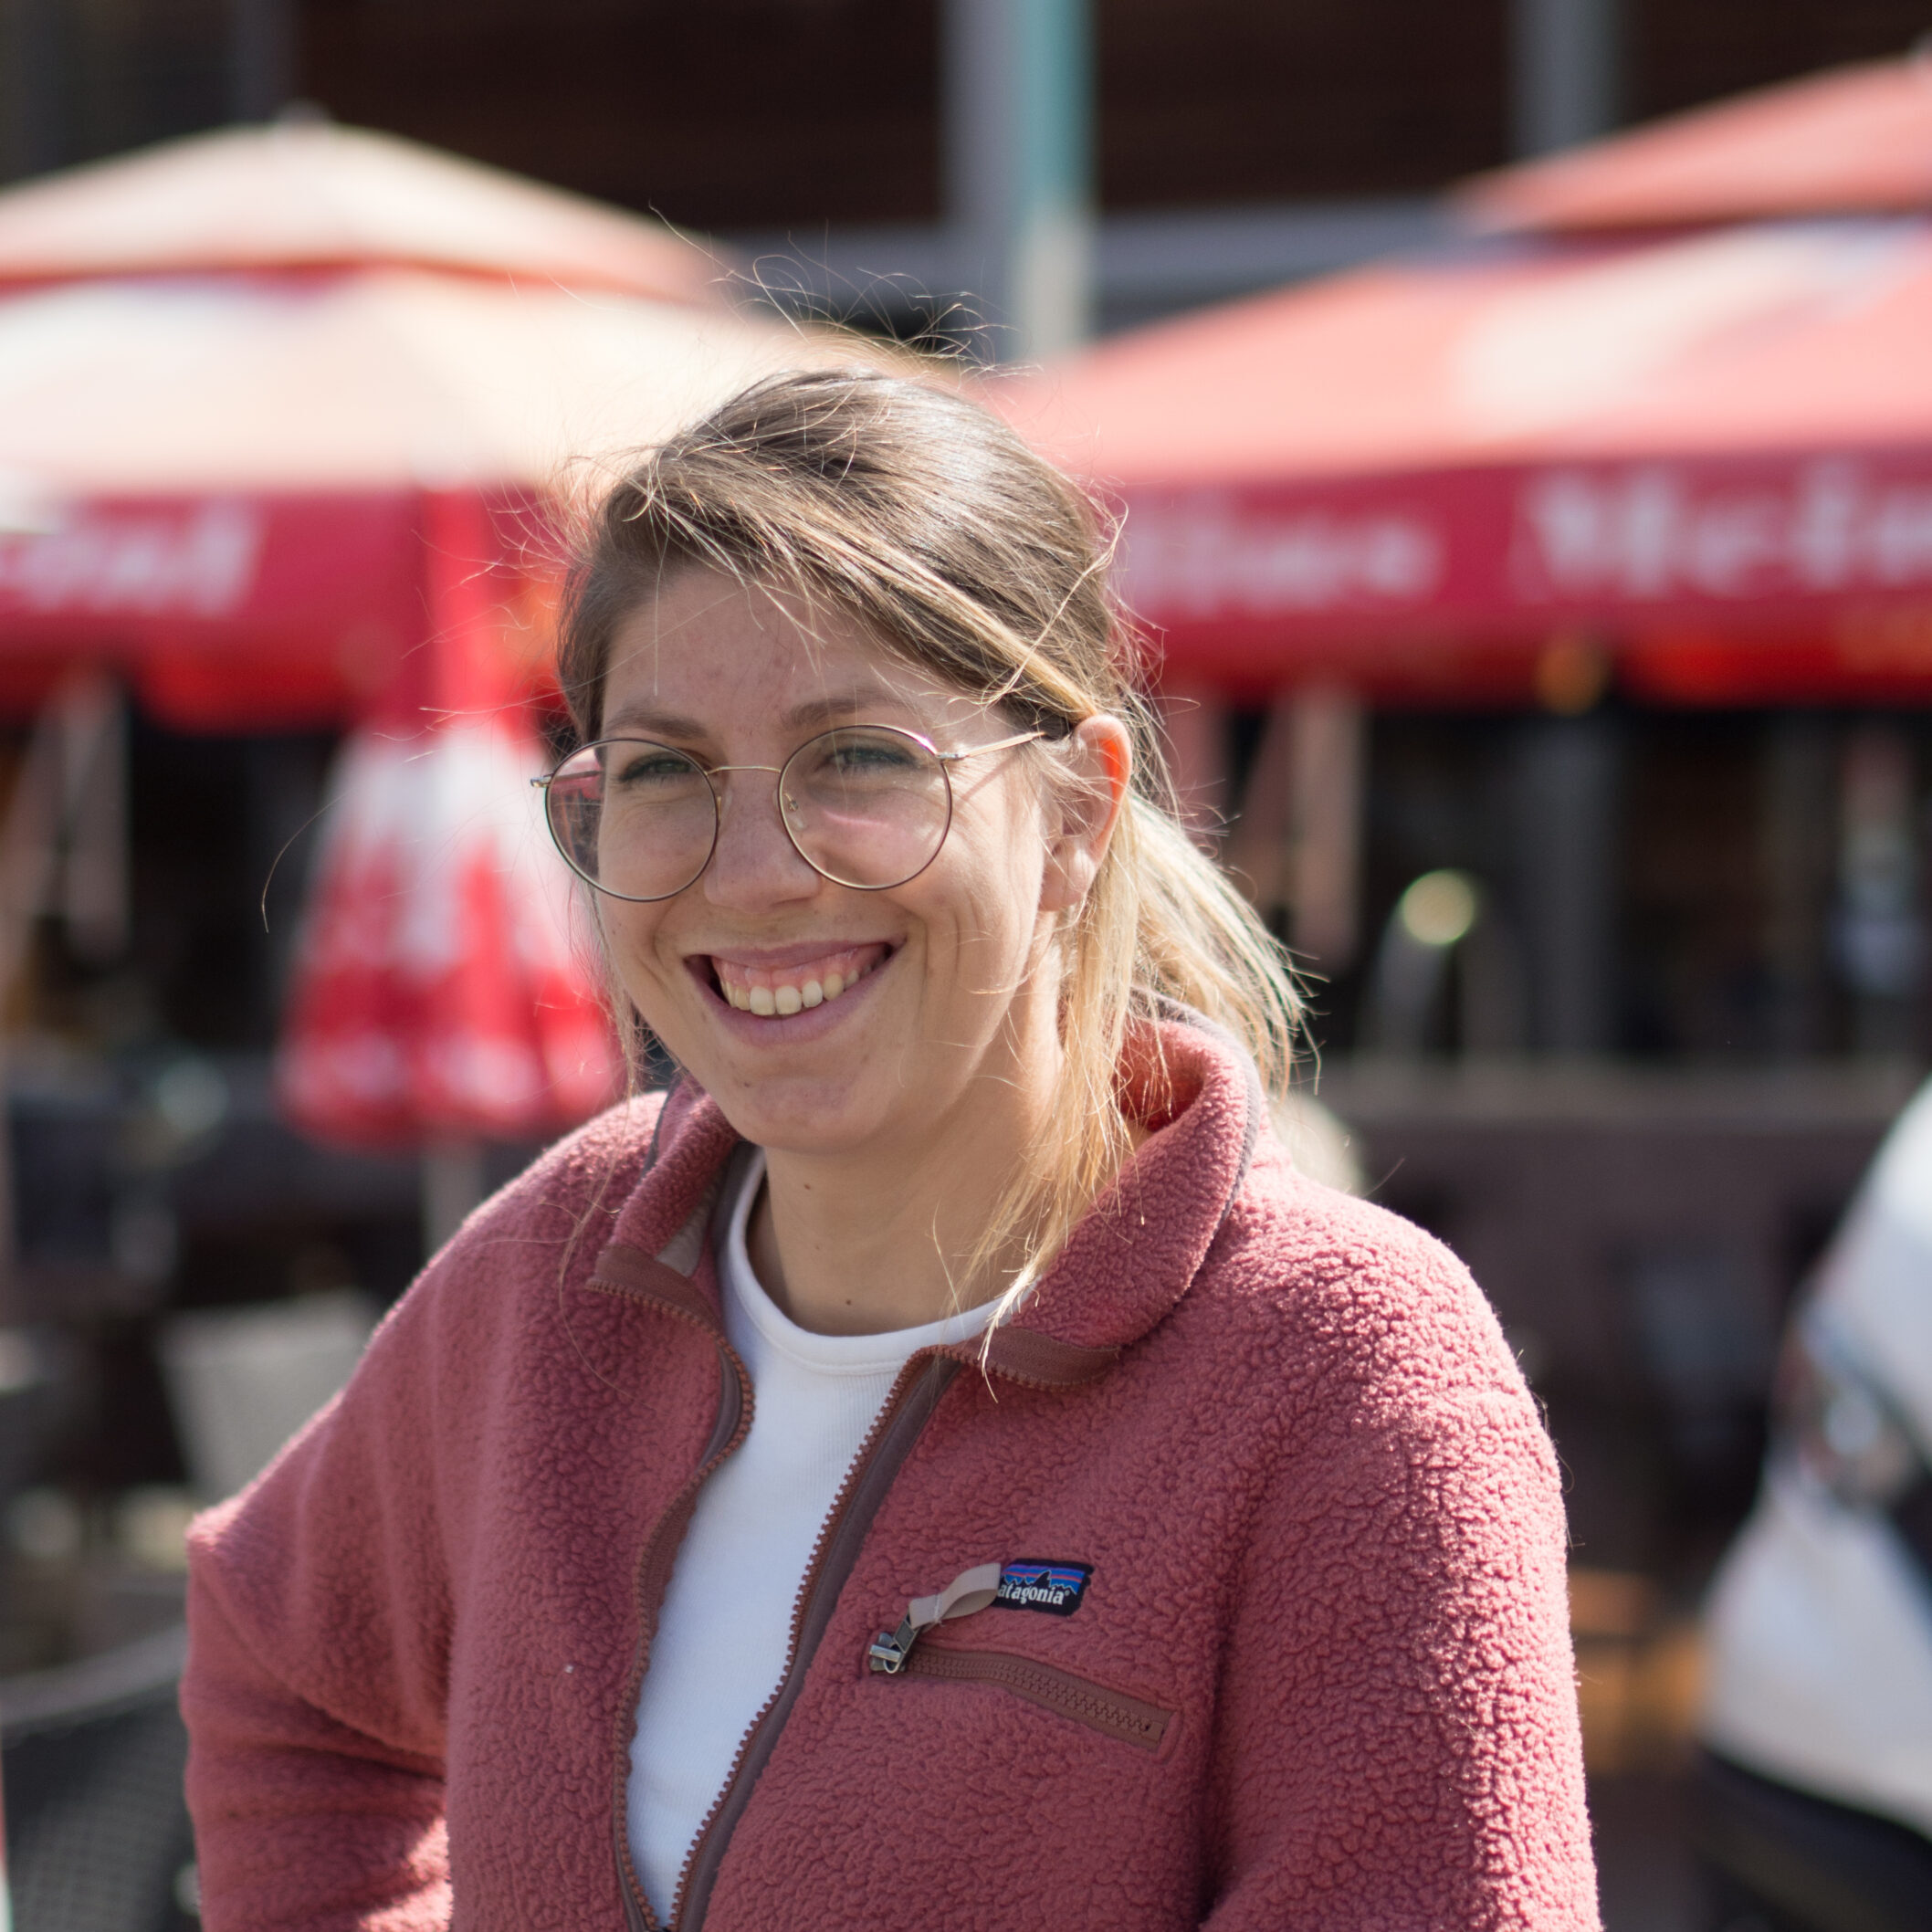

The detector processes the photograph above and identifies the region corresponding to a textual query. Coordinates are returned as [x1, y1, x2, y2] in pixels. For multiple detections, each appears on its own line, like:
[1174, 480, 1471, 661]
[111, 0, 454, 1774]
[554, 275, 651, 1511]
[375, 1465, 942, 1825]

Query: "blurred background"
[3, 4, 1931, 1929]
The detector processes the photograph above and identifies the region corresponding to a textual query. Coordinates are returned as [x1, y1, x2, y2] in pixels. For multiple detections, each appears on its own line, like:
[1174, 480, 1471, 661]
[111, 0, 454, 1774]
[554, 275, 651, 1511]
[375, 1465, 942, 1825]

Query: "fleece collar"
[596, 1015, 1261, 1384]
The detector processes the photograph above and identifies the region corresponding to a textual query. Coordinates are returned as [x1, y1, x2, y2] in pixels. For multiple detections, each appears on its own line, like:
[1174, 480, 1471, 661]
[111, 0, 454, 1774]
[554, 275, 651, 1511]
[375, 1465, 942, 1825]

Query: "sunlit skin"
[592, 568, 1131, 1337]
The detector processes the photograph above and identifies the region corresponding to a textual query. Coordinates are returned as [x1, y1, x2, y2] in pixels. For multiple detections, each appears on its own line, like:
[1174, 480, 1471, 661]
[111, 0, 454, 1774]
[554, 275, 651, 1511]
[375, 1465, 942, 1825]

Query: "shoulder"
[1198, 1128, 1535, 1434]
[1174, 1137, 1570, 1599]
[450, 1087, 671, 1255]
[358, 1088, 673, 1367]
[186, 1090, 687, 1619]
[194, 1091, 677, 1534]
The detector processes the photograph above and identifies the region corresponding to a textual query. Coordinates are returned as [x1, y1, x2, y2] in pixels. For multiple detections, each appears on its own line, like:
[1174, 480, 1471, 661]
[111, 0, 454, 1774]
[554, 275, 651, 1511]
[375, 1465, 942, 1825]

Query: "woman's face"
[590, 568, 1119, 1161]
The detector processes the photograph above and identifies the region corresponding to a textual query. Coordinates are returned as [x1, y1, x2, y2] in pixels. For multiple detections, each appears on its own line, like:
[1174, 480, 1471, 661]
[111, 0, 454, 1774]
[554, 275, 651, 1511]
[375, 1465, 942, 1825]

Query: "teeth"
[716, 952, 881, 1016]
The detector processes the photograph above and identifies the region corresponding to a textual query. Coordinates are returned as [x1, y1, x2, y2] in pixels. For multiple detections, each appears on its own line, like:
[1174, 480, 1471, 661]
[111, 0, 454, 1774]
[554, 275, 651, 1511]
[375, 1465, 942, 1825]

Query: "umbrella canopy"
[0, 122, 842, 729]
[1460, 55, 1932, 236]
[0, 117, 718, 300]
[0, 269, 808, 493]
[1008, 198, 1932, 703]
[0, 268, 834, 726]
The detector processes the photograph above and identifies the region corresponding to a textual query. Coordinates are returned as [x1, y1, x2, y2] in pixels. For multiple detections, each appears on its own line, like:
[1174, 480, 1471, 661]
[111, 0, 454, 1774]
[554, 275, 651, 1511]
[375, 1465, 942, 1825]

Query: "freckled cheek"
[595, 906, 684, 1016]
[905, 845, 1041, 1001]
[955, 806, 1045, 921]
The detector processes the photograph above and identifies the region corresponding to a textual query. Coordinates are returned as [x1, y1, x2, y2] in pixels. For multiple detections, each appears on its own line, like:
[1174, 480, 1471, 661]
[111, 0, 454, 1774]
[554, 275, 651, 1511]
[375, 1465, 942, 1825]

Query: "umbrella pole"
[422, 1140, 487, 1256]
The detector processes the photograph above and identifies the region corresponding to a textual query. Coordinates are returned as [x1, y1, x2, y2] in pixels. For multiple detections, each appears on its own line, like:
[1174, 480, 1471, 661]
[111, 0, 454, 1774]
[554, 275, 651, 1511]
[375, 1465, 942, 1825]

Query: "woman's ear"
[1040, 716, 1133, 915]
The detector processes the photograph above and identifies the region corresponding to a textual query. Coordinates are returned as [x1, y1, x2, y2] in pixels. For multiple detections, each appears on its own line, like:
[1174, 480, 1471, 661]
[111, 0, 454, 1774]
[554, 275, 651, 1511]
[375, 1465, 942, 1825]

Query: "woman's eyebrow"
[602, 685, 919, 740]
[602, 702, 709, 740]
[780, 686, 917, 730]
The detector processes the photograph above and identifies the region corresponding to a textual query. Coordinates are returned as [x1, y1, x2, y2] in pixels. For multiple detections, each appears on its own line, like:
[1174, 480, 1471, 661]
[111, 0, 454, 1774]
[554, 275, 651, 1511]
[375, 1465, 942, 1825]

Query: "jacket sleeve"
[1202, 1327, 1599, 1928]
[181, 1279, 458, 1932]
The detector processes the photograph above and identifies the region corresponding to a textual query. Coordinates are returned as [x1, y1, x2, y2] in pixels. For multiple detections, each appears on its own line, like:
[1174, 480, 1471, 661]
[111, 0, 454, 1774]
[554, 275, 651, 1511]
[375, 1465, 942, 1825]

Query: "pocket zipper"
[866, 1561, 1003, 1675]
[886, 1642, 1174, 1753]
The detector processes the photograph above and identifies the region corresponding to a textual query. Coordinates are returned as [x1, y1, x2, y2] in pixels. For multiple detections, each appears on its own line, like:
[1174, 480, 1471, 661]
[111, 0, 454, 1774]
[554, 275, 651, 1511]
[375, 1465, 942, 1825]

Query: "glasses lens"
[781, 726, 950, 889]
[545, 739, 716, 900]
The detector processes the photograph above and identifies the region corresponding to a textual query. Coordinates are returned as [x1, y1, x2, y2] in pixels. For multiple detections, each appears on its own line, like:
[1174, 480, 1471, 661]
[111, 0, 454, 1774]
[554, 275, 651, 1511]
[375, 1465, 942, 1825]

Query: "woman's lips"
[703, 942, 889, 1017]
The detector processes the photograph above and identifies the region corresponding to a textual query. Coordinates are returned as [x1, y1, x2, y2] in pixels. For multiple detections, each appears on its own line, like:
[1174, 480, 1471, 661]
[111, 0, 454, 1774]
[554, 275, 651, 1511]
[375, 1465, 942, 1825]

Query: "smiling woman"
[547, 370, 1302, 1330]
[179, 369, 1599, 1932]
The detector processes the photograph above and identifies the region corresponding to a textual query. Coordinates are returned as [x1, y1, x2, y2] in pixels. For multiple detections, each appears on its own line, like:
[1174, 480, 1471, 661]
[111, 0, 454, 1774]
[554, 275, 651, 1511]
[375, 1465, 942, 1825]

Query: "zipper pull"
[867, 1616, 920, 1675]
[867, 1561, 1003, 1675]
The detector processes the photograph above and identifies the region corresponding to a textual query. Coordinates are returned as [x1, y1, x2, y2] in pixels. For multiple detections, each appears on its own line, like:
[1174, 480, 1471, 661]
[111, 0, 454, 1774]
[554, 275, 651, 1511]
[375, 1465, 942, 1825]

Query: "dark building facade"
[5, 2, 1929, 229]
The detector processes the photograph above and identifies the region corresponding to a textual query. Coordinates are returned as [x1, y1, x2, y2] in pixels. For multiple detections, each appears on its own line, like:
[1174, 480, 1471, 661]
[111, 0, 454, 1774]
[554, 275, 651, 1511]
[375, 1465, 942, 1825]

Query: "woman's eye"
[611, 751, 698, 787]
[824, 738, 918, 775]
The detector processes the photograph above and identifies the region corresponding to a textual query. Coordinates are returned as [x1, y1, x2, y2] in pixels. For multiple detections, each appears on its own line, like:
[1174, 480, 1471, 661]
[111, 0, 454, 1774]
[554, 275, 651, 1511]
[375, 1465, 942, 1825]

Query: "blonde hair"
[558, 367, 1299, 1295]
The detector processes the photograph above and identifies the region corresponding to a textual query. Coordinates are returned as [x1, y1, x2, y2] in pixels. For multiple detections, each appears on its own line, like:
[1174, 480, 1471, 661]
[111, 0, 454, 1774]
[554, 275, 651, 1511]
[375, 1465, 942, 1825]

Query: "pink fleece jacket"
[183, 1021, 1598, 1931]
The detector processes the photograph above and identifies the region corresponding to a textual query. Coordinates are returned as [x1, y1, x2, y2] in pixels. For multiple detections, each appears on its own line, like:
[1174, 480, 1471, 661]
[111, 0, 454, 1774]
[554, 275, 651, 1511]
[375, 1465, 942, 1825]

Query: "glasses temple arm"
[937, 729, 1047, 764]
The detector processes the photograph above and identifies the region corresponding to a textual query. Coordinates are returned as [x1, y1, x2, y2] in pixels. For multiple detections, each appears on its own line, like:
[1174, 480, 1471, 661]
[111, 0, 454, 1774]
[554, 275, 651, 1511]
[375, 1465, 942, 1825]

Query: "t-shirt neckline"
[719, 1150, 998, 1375]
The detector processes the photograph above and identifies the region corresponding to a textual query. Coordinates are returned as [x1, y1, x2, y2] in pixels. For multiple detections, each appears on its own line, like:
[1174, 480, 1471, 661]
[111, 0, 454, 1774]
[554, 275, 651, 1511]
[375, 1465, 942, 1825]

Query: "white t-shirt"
[625, 1150, 995, 1919]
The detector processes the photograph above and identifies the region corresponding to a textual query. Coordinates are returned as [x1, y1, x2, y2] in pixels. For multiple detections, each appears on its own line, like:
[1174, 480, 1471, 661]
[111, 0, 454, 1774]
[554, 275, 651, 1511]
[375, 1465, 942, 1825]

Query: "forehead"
[601, 567, 964, 731]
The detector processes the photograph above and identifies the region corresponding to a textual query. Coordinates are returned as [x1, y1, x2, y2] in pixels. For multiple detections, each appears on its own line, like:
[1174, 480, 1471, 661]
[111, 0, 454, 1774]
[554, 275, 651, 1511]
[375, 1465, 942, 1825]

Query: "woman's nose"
[701, 771, 820, 908]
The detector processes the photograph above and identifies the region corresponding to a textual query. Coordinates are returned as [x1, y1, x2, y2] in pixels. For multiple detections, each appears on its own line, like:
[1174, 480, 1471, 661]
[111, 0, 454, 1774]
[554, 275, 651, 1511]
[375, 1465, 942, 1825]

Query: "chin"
[706, 1078, 899, 1158]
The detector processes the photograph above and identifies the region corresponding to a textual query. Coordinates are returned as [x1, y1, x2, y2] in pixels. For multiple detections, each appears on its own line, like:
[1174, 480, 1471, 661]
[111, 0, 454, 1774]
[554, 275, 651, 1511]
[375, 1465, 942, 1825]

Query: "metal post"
[1511, 0, 1618, 157]
[2, 0, 68, 177]
[1514, 715, 1620, 1054]
[423, 1142, 488, 1256]
[1285, 687, 1366, 971]
[1834, 724, 1922, 1057]
[1155, 678, 1230, 852]
[0, 674, 129, 1312]
[1760, 716, 1832, 1059]
[944, 0, 1094, 360]
[244, 737, 329, 1035]
[230, 0, 294, 122]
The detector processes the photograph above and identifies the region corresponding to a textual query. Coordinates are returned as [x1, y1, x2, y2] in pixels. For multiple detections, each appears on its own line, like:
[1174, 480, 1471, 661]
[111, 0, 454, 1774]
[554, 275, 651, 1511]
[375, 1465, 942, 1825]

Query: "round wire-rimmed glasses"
[532, 723, 1045, 902]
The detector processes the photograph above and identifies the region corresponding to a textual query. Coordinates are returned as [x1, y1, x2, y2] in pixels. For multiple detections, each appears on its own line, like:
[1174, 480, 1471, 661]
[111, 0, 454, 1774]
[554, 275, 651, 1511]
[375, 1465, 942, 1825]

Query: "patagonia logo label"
[992, 1559, 1092, 1617]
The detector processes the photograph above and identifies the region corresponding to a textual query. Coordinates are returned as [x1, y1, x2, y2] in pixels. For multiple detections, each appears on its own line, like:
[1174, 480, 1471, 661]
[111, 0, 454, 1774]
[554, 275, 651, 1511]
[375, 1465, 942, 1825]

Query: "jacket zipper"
[663, 1350, 961, 1931]
[600, 1225, 1108, 1931]
[887, 1643, 1174, 1753]
[607, 1297, 754, 1932]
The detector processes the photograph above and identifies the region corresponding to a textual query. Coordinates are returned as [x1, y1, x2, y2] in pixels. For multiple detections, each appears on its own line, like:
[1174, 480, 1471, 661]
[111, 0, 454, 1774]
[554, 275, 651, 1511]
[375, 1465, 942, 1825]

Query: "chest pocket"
[894, 1640, 1173, 1752]
[866, 1559, 1179, 1755]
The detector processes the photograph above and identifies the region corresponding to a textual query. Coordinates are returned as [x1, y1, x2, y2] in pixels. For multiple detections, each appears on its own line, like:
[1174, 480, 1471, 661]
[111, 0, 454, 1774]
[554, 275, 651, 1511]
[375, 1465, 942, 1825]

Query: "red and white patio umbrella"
[1000, 54, 1932, 709]
[272, 493, 617, 1155]
[0, 121, 830, 730]
[0, 119, 842, 1177]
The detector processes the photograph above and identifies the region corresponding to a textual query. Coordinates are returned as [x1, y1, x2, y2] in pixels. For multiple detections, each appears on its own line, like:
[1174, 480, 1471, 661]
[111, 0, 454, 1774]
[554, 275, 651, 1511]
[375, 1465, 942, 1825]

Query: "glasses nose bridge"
[702, 758, 811, 882]
[704, 760, 784, 780]
[703, 759, 787, 824]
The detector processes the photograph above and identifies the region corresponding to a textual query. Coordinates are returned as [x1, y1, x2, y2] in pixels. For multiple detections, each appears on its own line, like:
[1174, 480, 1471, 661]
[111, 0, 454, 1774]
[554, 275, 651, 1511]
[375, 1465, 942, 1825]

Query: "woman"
[184, 370, 1596, 1931]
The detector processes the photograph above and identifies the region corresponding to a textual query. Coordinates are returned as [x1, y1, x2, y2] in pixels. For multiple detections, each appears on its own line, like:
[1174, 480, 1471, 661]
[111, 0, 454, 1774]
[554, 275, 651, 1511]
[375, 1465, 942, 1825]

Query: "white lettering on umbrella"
[1871, 488, 1932, 583]
[1120, 493, 1442, 618]
[0, 500, 263, 617]
[1514, 461, 1932, 603]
